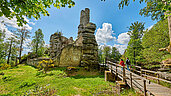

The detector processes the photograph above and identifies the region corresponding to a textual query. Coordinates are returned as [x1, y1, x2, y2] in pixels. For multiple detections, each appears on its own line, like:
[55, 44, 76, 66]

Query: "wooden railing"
[130, 64, 171, 84]
[105, 60, 171, 96]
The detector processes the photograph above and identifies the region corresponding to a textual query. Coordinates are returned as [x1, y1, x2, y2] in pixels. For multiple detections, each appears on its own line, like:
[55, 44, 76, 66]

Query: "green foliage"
[0, 30, 6, 59]
[98, 47, 103, 63]
[31, 29, 45, 57]
[125, 21, 144, 64]
[2, 75, 12, 81]
[6, 36, 19, 64]
[19, 79, 36, 88]
[0, 0, 75, 26]
[15, 28, 31, 62]
[98, 46, 121, 63]
[103, 46, 111, 58]
[21, 54, 29, 61]
[49, 70, 67, 78]
[0, 63, 11, 70]
[110, 47, 122, 62]
[121, 88, 141, 96]
[37, 59, 54, 73]
[142, 19, 170, 63]
[0, 65, 116, 95]
[118, 0, 171, 20]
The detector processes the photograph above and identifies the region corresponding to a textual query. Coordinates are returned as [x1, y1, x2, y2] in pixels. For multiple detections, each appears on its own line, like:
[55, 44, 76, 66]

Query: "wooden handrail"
[107, 61, 171, 84]
[131, 65, 142, 69]
[142, 74, 171, 84]
[102, 60, 171, 96]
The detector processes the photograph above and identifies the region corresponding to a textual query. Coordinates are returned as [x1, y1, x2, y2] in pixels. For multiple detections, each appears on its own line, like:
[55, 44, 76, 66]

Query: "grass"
[0, 65, 139, 96]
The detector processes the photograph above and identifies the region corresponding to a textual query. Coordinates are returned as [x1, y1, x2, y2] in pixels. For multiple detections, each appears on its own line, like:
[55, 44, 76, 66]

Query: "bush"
[19, 80, 36, 88]
[50, 70, 67, 78]
[2, 75, 12, 81]
[37, 59, 54, 73]
[0, 63, 11, 70]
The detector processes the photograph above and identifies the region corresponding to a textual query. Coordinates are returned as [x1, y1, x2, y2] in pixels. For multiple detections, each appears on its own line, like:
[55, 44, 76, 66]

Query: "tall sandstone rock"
[75, 8, 98, 68]
[49, 8, 98, 69]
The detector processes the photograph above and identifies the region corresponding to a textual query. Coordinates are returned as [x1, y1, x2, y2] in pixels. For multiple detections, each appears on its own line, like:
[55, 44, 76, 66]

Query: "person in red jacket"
[120, 59, 125, 67]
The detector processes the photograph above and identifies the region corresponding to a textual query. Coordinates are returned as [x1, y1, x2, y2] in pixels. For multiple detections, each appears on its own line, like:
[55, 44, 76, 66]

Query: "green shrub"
[19, 80, 36, 88]
[0, 63, 11, 70]
[50, 70, 67, 78]
[37, 59, 54, 73]
[2, 75, 12, 81]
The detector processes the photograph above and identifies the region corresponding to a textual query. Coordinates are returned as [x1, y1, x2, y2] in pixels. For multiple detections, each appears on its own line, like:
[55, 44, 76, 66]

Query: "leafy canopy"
[118, 0, 171, 20]
[125, 21, 144, 64]
[142, 19, 170, 63]
[0, 0, 75, 26]
[31, 29, 45, 57]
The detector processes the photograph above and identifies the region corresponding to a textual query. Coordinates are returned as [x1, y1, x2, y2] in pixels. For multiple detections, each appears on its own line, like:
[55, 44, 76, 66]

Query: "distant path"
[105, 60, 171, 96]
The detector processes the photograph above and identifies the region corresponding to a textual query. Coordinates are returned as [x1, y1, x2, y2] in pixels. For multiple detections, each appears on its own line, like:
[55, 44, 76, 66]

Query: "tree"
[102, 46, 111, 58]
[15, 27, 31, 63]
[125, 21, 144, 65]
[0, 30, 6, 59]
[0, 0, 75, 26]
[118, 0, 171, 20]
[98, 47, 103, 63]
[117, 0, 171, 53]
[110, 47, 121, 62]
[142, 19, 169, 63]
[6, 37, 19, 64]
[31, 29, 45, 57]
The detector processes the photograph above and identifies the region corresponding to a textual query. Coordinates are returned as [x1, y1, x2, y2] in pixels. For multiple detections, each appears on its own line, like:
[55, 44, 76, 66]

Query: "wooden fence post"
[143, 80, 147, 96]
[105, 58, 107, 70]
[157, 74, 160, 84]
[116, 66, 118, 81]
[123, 66, 126, 83]
[145, 71, 147, 79]
[140, 68, 143, 77]
[130, 73, 133, 88]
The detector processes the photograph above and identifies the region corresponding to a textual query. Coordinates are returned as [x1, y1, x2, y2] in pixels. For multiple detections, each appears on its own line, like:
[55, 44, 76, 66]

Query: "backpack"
[126, 59, 130, 65]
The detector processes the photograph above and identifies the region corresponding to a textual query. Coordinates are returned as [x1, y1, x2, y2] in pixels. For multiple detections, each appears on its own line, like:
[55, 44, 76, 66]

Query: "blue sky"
[0, 0, 157, 54]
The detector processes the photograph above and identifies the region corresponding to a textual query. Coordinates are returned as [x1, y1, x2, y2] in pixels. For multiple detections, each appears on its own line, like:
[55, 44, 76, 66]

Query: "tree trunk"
[168, 15, 171, 53]
[36, 40, 38, 58]
[19, 34, 24, 63]
[7, 40, 13, 64]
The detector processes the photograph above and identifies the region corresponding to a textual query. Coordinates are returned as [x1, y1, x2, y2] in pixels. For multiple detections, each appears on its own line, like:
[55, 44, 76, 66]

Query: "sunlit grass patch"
[0, 65, 140, 96]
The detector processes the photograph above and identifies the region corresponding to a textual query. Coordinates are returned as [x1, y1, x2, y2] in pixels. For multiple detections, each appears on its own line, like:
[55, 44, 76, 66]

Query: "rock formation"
[49, 8, 98, 69]
[49, 32, 73, 58]
[75, 8, 98, 68]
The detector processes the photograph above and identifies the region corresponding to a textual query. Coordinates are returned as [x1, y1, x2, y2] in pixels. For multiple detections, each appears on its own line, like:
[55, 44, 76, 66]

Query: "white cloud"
[114, 44, 127, 55]
[95, 23, 116, 44]
[98, 44, 112, 50]
[147, 25, 153, 30]
[0, 16, 34, 30]
[117, 32, 130, 44]
[0, 23, 13, 39]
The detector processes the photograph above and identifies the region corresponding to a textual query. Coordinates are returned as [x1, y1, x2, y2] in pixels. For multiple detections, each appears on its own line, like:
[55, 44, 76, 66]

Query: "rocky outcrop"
[161, 58, 171, 68]
[50, 8, 98, 68]
[49, 32, 73, 58]
[75, 8, 98, 68]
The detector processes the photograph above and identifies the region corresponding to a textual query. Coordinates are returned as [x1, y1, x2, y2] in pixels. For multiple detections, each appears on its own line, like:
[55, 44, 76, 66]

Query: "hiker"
[126, 58, 130, 71]
[120, 59, 125, 70]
